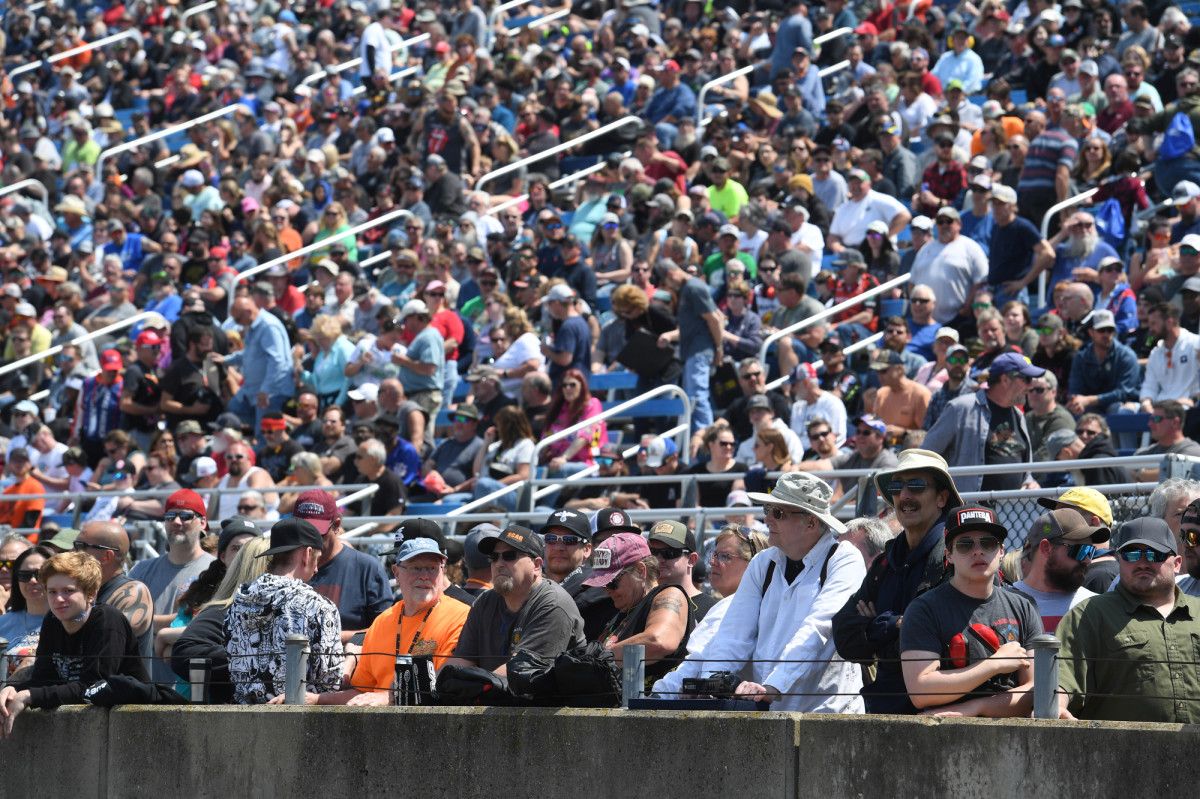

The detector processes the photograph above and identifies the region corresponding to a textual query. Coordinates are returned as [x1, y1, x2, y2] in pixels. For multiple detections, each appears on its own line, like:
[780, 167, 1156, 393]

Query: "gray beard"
[1065, 232, 1097, 260]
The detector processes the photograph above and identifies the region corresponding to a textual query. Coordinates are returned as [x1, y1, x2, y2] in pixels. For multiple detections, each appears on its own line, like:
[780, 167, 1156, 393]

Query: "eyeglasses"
[710, 551, 750, 564]
[228, 454, 247, 460]
[73, 540, 120, 554]
[1054, 540, 1097, 561]
[489, 336, 507, 343]
[487, 550, 527, 562]
[1028, 386, 1050, 394]
[562, 381, 581, 389]
[1117, 548, 1170, 563]
[16, 569, 39, 583]
[739, 371, 763, 380]
[1150, 414, 1174, 423]
[887, 478, 932, 495]
[426, 291, 445, 297]
[543, 534, 586, 546]
[450, 414, 475, 423]
[1183, 529, 1200, 548]
[651, 545, 687, 560]
[937, 219, 955, 226]
[596, 456, 616, 467]
[760, 266, 779, 273]
[237, 503, 261, 512]
[946, 355, 969, 366]
[952, 536, 1001, 554]
[810, 430, 834, 439]
[545, 223, 563, 230]
[399, 564, 443, 576]
[714, 440, 736, 448]
[164, 510, 200, 522]
[972, 302, 993, 310]
[1076, 428, 1099, 438]
[0, 559, 14, 570]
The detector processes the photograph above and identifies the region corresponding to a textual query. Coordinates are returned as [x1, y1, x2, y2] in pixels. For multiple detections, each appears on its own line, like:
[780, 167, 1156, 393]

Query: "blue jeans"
[441, 359, 459, 418]
[683, 350, 714, 433]
[226, 390, 288, 437]
[473, 476, 519, 511]
[654, 122, 680, 151]
[991, 283, 1030, 314]
[541, 461, 592, 508]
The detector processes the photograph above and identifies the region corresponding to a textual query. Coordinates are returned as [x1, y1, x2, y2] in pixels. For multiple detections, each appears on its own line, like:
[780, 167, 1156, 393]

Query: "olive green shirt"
[1057, 584, 1200, 723]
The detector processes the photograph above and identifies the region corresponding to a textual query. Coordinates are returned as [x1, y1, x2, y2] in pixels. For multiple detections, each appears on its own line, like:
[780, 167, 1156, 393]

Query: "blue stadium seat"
[590, 371, 638, 391]
[1010, 89, 1028, 106]
[968, 94, 986, 107]
[43, 513, 74, 528]
[405, 502, 462, 515]
[600, 398, 687, 416]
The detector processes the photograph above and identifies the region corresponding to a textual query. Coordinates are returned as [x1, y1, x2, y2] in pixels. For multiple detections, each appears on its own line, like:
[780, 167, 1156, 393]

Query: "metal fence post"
[0, 638, 8, 690]
[189, 658, 211, 704]
[622, 644, 645, 709]
[284, 634, 310, 706]
[1028, 633, 1061, 719]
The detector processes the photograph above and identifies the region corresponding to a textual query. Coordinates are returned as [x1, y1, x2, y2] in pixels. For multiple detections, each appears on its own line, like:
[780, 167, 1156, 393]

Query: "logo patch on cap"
[504, 529, 524, 543]
[652, 522, 673, 534]
[297, 502, 325, 516]
[554, 509, 575, 523]
[593, 549, 612, 569]
[610, 512, 624, 526]
[957, 509, 995, 524]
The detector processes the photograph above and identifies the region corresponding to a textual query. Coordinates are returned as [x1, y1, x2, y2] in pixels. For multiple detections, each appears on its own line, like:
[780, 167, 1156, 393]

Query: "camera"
[681, 671, 743, 698]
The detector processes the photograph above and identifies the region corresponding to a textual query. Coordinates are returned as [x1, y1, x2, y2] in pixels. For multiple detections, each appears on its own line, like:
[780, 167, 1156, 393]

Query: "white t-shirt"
[909, 235, 990, 325]
[898, 93, 939, 137]
[789, 392, 849, 450]
[349, 335, 405, 387]
[493, 332, 545, 394]
[1012, 580, 1095, 634]
[829, 190, 907, 247]
[735, 418, 804, 464]
[792, 223, 825, 277]
[359, 21, 392, 78]
[32, 442, 68, 481]
[484, 438, 536, 473]
[738, 229, 769, 262]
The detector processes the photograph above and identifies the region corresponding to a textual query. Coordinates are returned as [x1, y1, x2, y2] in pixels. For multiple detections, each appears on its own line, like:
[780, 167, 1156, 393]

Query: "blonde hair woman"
[313, 200, 357, 262]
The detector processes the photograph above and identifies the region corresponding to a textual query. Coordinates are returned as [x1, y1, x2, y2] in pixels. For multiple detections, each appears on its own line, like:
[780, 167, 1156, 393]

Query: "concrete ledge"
[7, 707, 1200, 797]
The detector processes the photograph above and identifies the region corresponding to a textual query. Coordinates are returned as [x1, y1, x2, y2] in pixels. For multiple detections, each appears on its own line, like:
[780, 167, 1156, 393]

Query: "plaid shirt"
[917, 160, 968, 215]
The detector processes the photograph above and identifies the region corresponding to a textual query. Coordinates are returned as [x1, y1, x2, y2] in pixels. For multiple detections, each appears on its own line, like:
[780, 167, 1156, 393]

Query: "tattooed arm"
[107, 580, 153, 638]
[603, 585, 689, 666]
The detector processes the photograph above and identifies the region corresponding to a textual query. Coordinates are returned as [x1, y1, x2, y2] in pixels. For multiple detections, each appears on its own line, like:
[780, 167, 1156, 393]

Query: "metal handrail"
[819, 60, 851, 79]
[475, 117, 641, 192]
[336, 484, 379, 510]
[759, 273, 908, 364]
[234, 205, 412, 286]
[359, 250, 394, 270]
[507, 7, 569, 33]
[695, 63, 760, 125]
[765, 330, 883, 392]
[180, 1, 217, 28]
[8, 483, 375, 503]
[525, 384, 691, 511]
[350, 65, 418, 97]
[487, 0, 534, 48]
[486, 152, 631, 216]
[814, 27, 854, 47]
[0, 311, 153, 380]
[9, 29, 142, 80]
[93, 102, 242, 185]
[1038, 187, 1099, 301]
[0, 179, 49, 209]
[530, 423, 687, 502]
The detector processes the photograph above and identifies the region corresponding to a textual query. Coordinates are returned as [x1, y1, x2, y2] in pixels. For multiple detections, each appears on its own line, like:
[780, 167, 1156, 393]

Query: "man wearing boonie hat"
[225, 516, 344, 704]
[827, 163, 912, 251]
[899, 503, 1043, 717]
[653, 472, 864, 712]
[1056, 517, 1200, 722]
[311, 537, 471, 705]
[1012, 507, 1110, 631]
[446, 523, 586, 675]
[833, 449, 962, 714]
[924, 351, 1042, 493]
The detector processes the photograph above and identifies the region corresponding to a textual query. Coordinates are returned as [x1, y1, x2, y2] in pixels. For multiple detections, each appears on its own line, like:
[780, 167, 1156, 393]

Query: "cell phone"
[350, 632, 366, 646]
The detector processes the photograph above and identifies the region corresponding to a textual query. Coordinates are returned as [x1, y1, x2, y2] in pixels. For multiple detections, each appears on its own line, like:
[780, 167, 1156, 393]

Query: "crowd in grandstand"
[3, 0, 1200, 733]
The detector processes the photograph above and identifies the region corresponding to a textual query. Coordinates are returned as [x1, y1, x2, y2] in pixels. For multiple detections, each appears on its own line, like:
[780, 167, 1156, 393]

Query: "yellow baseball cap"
[1037, 487, 1113, 527]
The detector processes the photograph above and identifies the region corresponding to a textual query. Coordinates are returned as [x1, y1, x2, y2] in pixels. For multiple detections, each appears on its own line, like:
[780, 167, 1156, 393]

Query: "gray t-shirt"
[433, 435, 484, 486]
[128, 551, 217, 682]
[677, 276, 718, 361]
[1135, 438, 1200, 458]
[830, 447, 899, 494]
[452, 578, 586, 672]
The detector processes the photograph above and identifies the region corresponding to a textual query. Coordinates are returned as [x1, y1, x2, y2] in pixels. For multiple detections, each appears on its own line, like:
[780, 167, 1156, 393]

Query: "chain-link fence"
[988, 491, 1153, 550]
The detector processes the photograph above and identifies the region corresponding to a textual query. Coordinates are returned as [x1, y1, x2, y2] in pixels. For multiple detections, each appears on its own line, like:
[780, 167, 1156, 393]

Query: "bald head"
[78, 521, 130, 578]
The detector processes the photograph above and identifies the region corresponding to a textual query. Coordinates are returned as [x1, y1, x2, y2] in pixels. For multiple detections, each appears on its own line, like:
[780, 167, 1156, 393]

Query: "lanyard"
[395, 601, 437, 656]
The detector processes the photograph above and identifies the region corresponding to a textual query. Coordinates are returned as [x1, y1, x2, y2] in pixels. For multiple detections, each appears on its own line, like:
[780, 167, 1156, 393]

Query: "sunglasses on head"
[1117, 548, 1170, 563]
[488, 550, 527, 562]
[952, 535, 1001, 554]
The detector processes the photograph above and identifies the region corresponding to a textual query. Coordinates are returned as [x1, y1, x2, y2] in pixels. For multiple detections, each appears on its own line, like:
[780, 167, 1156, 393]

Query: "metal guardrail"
[350, 65, 418, 98]
[1038, 187, 1099, 302]
[487, 0, 534, 48]
[814, 27, 854, 47]
[93, 103, 242, 185]
[696, 63, 760, 125]
[525, 384, 692, 511]
[475, 117, 641, 193]
[766, 331, 883, 392]
[180, 1, 217, 28]
[0, 179, 49, 209]
[0, 311, 154, 380]
[759, 274, 908, 364]
[507, 7, 569, 33]
[818, 60, 851, 79]
[9, 29, 142, 80]
[486, 151, 631, 216]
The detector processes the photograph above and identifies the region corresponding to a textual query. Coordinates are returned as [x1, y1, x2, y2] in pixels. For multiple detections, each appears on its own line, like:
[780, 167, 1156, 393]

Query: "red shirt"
[918, 161, 968, 215]
[831, 271, 880, 330]
[644, 150, 689, 195]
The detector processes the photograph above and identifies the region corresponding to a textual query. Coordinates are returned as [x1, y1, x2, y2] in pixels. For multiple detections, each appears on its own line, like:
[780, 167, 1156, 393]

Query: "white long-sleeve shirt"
[1140, 330, 1200, 404]
[653, 536, 866, 713]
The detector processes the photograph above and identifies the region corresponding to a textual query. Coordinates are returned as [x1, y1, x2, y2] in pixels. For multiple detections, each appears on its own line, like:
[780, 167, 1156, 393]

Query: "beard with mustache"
[493, 574, 515, 595]
[1065, 230, 1098, 260]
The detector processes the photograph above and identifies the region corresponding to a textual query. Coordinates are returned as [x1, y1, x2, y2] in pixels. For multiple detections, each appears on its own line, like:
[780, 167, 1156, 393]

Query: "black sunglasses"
[73, 540, 120, 554]
[651, 545, 687, 560]
[887, 478, 933, 495]
[543, 534, 587, 546]
[487, 550, 528, 562]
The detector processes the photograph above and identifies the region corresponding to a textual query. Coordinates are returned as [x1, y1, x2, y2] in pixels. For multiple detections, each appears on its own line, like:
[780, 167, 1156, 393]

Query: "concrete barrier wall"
[7, 706, 1199, 797]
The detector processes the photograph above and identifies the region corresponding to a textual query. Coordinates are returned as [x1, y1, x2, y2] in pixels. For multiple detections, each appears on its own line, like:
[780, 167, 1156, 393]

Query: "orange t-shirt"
[970, 117, 1026, 157]
[2, 476, 45, 532]
[351, 596, 471, 692]
[279, 227, 304, 272]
